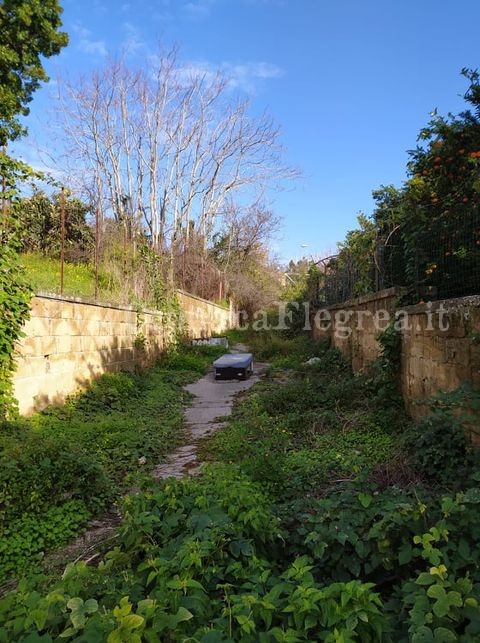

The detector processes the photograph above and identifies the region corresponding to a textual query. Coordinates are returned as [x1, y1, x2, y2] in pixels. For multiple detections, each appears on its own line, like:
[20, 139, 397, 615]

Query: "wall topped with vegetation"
[13, 292, 233, 415]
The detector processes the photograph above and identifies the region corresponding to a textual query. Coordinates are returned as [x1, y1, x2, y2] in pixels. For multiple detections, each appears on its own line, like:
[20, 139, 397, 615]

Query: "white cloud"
[92, 0, 107, 14]
[71, 21, 91, 39]
[226, 62, 284, 88]
[183, 0, 284, 17]
[176, 61, 219, 85]
[71, 21, 108, 57]
[183, 0, 215, 18]
[176, 60, 284, 92]
[78, 38, 108, 57]
[122, 21, 144, 55]
[243, 0, 286, 5]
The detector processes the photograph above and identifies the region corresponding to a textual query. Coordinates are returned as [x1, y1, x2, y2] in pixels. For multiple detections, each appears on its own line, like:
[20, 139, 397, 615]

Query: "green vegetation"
[229, 329, 327, 370]
[18, 190, 93, 261]
[0, 344, 224, 579]
[0, 0, 68, 144]
[200, 335, 404, 501]
[20, 253, 119, 302]
[320, 70, 480, 304]
[1, 0, 68, 416]
[0, 156, 36, 418]
[2, 334, 480, 641]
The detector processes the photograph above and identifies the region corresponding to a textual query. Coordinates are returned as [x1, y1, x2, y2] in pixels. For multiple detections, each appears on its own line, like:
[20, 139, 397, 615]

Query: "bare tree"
[55, 48, 296, 260]
[209, 200, 282, 309]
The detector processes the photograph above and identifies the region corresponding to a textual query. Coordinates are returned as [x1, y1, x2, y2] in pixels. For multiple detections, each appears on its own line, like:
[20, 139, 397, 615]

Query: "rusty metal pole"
[94, 204, 100, 300]
[60, 187, 66, 296]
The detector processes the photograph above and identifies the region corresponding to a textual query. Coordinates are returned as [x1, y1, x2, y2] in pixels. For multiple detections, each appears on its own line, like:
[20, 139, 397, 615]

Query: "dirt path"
[43, 345, 265, 572]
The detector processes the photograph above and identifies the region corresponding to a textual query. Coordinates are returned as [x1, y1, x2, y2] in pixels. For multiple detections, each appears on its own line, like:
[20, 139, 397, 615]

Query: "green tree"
[19, 189, 94, 260]
[330, 69, 480, 303]
[0, 0, 68, 418]
[0, 0, 68, 144]
[336, 213, 377, 297]
[399, 69, 480, 299]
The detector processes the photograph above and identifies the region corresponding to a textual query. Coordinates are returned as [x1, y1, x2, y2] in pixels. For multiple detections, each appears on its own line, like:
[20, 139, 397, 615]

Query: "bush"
[0, 434, 111, 525]
[403, 386, 480, 489]
[2, 334, 480, 640]
[0, 345, 219, 578]
[0, 468, 392, 641]
[0, 500, 90, 578]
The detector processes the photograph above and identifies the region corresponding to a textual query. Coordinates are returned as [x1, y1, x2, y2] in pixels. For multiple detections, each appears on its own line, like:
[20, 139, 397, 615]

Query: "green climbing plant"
[0, 0, 68, 418]
[0, 154, 37, 418]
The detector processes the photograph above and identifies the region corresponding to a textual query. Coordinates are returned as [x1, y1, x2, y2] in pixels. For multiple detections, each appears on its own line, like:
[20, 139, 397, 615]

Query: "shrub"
[404, 386, 480, 488]
[0, 500, 90, 578]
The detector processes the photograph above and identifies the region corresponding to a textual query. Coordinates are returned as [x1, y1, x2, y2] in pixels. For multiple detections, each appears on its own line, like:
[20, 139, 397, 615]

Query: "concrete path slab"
[43, 345, 265, 573]
[153, 349, 266, 480]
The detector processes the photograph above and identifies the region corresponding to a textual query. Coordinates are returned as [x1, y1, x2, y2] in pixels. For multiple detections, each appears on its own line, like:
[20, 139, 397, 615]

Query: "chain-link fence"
[410, 209, 480, 301]
[319, 208, 480, 305]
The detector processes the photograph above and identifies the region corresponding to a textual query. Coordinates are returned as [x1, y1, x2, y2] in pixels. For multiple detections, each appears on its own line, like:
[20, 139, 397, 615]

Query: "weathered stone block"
[55, 335, 72, 354]
[444, 338, 470, 366]
[15, 355, 48, 379]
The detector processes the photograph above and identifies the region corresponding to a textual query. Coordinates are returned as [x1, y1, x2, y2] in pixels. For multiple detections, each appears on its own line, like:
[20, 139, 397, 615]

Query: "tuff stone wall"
[400, 297, 480, 417]
[13, 292, 232, 415]
[312, 288, 398, 372]
[176, 290, 233, 339]
[312, 291, 480, 418]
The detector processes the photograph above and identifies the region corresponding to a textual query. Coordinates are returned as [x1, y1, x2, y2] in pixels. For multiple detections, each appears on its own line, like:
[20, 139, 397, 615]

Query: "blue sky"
[15, 0, 480, 262]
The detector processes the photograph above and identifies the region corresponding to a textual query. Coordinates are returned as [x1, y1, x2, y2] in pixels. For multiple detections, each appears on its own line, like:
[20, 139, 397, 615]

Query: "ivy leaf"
[67, 597, 98, 630]
[411, 625, 434, 642]
[416, 573, 436, 586]
[173, 607, 193, 625]
[358, 493, 373, 508]
[433, 628, 457, 642]
[120, 614, 144, 630]
[399, 544, 413, 565]
[427, 585, 463, 618]
[464, 488, 480, 504]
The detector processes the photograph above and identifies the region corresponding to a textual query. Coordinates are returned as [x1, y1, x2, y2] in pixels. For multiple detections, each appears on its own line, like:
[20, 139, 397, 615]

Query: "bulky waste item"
[191, 337, 229, 347]
[304, 357, 322, 366]
[213, 353, 253, 380]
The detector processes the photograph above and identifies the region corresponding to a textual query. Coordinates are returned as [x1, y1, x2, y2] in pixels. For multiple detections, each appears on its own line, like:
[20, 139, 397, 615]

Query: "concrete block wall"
[312, 291, 480, 419]
[13, 291, 232, 415]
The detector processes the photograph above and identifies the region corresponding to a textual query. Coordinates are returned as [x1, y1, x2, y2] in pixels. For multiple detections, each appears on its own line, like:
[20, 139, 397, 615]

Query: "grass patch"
[0, 344, 224, 579]
[226, 327, 327, 369]
[3, 335, 480, 641]
[20, 252, 118, 301]
[200, 338, 403, 501]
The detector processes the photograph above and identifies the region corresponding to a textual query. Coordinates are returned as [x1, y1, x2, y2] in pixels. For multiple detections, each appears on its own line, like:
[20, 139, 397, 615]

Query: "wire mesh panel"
[318, 207, 480, 305]
[376, 228, 406, 292]
[323, 254, 365, 305]
[412, 207, 480, 301]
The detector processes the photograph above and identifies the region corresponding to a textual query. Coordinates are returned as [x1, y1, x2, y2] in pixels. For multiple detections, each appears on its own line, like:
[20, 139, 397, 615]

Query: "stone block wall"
[400, 297, 480, 417]
[13, 291, 233, 415]
[176, 290, 233, 339]
[312, 291, 480, 418]
[312, 288, 398, 372]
